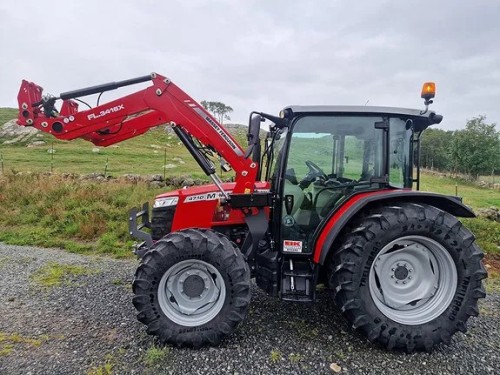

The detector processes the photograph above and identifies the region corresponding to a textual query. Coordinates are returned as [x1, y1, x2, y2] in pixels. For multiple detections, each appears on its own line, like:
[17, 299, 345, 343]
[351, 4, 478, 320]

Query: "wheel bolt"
[409, 269, 413, 272]
[391, 275, 395, 279]
[391, 268, 395, 271]
[408, 276, 412, 280]
[403, 281, 407, 284]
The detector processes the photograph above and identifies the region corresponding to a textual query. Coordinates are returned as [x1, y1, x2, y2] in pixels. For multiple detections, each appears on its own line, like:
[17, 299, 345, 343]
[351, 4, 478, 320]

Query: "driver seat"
[311, 185, 344, 218]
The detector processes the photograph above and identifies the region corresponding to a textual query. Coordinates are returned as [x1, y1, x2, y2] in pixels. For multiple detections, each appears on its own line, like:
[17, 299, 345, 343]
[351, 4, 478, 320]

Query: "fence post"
[163, 148, 167, 181]
[50, 142, 54, 173]
[104, 156, 109, 178]
[0, 153, 3, 175]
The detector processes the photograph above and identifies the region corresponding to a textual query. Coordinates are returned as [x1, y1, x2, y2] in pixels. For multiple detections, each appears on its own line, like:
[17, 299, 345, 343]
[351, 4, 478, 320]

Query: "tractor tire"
[132, 228, 251, 347]
[329, 202, 487, 352]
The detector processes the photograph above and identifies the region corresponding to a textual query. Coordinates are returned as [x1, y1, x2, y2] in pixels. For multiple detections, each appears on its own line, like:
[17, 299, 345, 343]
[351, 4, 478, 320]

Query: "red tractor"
[17, 75, 487, 352]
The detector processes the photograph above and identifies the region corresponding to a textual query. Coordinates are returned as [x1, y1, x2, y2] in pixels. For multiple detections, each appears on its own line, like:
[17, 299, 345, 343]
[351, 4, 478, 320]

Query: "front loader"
[17, 74, 487, 352]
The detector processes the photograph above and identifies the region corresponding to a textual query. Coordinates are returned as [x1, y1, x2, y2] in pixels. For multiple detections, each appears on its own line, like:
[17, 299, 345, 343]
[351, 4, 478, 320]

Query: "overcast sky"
[1, 0, 499, 130]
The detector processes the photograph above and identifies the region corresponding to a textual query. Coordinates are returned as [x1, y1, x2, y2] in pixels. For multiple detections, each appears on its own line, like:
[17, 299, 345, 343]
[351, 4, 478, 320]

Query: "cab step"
[280, 258, 317, 302]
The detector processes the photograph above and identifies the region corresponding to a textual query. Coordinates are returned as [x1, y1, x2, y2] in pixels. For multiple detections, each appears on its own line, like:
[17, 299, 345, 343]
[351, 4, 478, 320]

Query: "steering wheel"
[299, 160, 328, 189]
[305, 160, 328, 180]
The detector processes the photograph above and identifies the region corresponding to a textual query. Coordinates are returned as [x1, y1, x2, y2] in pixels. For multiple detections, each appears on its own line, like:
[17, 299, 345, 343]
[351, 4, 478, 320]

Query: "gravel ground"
[0, 243, 499, 375]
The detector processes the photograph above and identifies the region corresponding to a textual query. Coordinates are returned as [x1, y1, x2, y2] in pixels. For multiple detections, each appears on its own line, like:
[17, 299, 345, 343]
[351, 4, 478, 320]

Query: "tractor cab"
[263, 106, 443, 255]
[248, 103, 445, 302]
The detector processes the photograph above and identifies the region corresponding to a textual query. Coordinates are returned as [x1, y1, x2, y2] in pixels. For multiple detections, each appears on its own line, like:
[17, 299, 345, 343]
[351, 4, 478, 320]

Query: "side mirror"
[245, 114, 262, 161]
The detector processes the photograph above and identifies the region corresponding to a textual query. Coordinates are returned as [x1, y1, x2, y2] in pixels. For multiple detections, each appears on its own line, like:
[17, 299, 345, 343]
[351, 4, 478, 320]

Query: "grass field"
[0, 108, 498, 259]
[419, 174, 499, 255]
[0, 174, 167, 257]
[0, 172, 497, 258]
[1, 127, 218, 179]
[0, 108, 234, 257]
[419, 174, 499, 210]
[0, 107, 246, 179]
[0, 108, 17, 126]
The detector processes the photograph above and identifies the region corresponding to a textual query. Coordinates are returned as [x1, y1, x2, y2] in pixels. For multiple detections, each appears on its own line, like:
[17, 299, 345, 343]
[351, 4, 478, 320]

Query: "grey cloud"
[0, 0, 499, 130]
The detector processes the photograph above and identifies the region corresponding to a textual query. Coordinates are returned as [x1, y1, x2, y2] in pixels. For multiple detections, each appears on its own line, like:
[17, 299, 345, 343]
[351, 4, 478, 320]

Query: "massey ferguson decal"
[283, 240, 303, 253]
[193, 108, 243, 156]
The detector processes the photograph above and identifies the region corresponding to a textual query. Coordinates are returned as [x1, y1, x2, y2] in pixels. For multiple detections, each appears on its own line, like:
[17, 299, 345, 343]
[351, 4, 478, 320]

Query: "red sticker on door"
[283, 240, 303, 253]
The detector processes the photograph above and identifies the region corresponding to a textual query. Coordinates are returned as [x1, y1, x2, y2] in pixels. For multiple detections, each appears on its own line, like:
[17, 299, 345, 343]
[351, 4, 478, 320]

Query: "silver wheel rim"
[369, 235, 457, 325]
[158, 259, 226, 327]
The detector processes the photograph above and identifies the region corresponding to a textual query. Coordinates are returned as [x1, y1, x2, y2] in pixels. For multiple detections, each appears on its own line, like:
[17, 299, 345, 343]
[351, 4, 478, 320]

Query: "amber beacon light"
[421, 82, 436, 100]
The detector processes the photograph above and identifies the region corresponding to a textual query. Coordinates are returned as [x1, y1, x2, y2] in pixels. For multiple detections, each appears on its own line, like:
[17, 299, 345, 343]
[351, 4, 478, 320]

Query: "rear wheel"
[133, 229, 251, 347]
[329, 203, 487, 352]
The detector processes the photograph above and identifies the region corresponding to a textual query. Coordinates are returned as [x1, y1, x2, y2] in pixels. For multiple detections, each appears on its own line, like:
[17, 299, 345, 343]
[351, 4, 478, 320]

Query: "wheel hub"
[394, 265, 409, 280]
[183, 275, 205, 298]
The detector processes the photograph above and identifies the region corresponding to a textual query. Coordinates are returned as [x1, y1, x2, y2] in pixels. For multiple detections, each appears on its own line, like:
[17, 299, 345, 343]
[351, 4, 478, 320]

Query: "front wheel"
[329, 203, 487, 352]
[132, 229, 251, 347]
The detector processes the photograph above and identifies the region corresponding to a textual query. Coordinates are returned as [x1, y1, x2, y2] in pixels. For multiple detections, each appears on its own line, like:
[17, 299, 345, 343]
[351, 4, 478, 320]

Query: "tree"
[200, 101, 233, 124]
[450, 115, 500, 179]
[420, 128, 453, 171]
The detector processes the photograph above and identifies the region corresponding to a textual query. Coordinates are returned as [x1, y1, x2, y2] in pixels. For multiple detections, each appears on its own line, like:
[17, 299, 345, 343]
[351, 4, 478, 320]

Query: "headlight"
[153, 197, 179, 208]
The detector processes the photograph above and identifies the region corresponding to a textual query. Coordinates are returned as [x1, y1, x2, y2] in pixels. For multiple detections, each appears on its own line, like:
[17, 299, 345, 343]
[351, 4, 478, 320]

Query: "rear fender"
[313, 190, 475, 265]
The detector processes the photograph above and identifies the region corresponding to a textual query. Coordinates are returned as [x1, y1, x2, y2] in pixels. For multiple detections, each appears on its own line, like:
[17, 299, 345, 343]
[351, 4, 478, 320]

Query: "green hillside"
[0, 107, 17, 125]
[0, 107, 248, 178]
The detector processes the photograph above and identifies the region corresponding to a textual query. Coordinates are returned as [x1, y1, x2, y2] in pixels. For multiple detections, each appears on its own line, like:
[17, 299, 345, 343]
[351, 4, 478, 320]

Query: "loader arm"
[17, 73, 258, 193]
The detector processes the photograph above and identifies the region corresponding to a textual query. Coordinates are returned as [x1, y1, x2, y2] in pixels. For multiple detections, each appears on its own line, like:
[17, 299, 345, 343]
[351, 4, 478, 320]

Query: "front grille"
[151, 206, 176, 240]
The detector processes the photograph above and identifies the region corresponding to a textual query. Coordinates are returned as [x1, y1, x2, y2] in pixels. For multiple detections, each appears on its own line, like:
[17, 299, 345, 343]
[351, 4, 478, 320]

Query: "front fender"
[313, 190, 475, 265]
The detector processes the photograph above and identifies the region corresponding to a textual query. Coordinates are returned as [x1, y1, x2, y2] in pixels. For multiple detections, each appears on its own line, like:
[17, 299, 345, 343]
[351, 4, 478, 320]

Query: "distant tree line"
[419, 115, 500, 179]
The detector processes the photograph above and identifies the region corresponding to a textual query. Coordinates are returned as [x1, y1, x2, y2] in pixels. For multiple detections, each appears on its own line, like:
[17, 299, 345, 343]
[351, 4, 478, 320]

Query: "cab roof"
[282, 105, 443, 131]
[286, 105, 429, 117]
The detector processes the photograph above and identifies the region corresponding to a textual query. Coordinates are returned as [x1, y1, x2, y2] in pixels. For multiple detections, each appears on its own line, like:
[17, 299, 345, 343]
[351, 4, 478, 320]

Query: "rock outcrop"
[0, 119, 39, 144]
